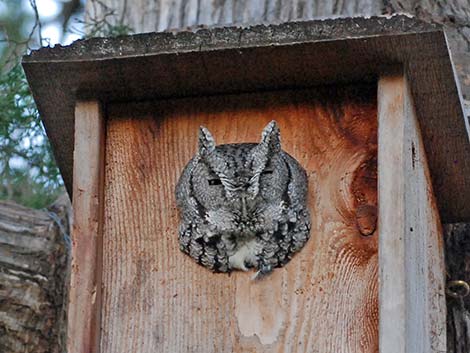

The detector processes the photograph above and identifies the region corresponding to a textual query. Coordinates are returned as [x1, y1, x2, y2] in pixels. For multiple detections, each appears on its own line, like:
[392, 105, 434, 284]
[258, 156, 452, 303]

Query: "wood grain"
[68, 101, 105, 353]
[101, 85, 378, 353]
[378, 75, 446, 353]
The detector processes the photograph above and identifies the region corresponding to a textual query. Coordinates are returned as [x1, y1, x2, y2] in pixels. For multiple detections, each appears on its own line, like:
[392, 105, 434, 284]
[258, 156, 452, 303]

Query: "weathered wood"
[85, 0, 470, 103]
[102, 85, 378, 353]
[68, 101, 105, 353]
[0, 197, 69, 353]
[383, 0, 470, 102]
[22, 16, 470, 222]
[378, 74, 447, 353]
[444, 222, 470, 353]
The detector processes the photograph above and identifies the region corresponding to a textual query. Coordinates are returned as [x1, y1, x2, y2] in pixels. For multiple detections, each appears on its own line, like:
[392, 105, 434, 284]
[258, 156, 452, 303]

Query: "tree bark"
[445, 223, 470, 353]
[0, 195, 70, 353]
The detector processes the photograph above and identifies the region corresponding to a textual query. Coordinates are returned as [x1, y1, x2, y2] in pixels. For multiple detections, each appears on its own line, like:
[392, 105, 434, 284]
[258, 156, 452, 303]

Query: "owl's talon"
[252, 271, 261, 280]
[252, 264, 273, 280]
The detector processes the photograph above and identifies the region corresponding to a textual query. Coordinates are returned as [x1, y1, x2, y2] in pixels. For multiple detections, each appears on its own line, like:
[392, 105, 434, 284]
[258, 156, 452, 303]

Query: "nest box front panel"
[101, 85, 378, 353]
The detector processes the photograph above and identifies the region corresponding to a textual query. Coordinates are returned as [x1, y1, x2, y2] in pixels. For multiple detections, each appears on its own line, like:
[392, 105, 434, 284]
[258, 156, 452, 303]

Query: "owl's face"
[191, 122, 289, 230]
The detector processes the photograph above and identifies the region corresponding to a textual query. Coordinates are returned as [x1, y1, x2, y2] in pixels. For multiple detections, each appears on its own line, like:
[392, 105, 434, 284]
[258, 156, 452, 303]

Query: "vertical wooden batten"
[378, 74, 447, 352]
[68, 101, 105, 353]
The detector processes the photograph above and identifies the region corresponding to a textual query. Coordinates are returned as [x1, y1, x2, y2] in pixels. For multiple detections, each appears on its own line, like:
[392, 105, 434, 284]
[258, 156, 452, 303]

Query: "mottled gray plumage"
[175, 121, 311, 278]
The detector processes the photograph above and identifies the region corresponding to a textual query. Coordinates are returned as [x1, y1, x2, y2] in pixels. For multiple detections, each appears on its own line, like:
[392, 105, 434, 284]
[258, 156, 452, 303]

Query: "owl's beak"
[241, 196, 248, 220]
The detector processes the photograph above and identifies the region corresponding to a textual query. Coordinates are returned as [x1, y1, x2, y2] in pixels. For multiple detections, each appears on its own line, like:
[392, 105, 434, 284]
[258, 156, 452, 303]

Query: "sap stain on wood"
[102, 85, 378, 353]
[352, 156, 378, 236]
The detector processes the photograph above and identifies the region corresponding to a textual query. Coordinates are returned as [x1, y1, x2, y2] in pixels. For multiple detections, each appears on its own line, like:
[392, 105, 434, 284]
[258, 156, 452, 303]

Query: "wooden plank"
[68, 101, 105, 353]
[378, 74, 446, 353]
[102, 85, 378, 353]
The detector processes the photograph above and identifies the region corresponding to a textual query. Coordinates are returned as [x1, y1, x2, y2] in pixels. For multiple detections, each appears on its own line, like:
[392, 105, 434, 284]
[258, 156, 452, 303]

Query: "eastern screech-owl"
[175, 121, 311, 278]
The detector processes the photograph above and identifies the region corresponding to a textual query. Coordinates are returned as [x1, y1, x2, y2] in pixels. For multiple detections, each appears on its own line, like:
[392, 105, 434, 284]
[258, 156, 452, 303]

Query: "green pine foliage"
[0, 64, 64, 208]
[0, 0, 133, 209]
[0, 0, 64, 208]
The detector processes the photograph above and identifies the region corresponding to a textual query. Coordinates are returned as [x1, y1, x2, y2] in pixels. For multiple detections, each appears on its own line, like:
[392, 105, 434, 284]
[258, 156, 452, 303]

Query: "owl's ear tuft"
[198, 126, 216, 156]
[260, 120, 281, 153]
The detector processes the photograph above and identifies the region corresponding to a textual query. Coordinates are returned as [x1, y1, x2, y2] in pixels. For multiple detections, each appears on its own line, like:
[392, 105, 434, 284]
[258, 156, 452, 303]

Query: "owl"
[175, 121, 311, 279]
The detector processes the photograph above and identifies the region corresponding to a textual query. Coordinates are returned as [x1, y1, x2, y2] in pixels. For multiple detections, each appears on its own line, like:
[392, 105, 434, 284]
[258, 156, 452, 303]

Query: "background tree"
[0, 0, 84, 208]
[2, 1, 65, 208]
[0, 196, 70, 353]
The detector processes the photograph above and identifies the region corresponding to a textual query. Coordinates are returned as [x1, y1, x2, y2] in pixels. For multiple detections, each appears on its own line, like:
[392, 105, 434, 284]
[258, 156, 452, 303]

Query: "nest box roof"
[22, 15, 470, 222]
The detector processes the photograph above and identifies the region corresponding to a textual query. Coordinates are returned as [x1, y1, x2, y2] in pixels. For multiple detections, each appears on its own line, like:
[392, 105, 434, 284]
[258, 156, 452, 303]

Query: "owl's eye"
[262, 170, 273, 175]
[208, 178, 222, 186]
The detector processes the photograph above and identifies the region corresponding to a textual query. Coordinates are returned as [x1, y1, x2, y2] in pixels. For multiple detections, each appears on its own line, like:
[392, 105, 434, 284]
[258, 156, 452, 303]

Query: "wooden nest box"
[23, 15, 470, 353]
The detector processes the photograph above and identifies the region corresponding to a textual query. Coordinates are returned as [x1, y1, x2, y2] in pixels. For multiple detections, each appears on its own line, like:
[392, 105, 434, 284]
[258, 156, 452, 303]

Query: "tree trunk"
[445, 223, 470, 353]
[0, 195, 70, 353]
[84, 0, 470, 351]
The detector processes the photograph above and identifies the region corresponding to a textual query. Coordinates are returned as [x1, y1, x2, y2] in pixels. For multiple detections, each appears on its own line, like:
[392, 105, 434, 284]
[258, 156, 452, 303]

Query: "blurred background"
[1, 0, 86, 209]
